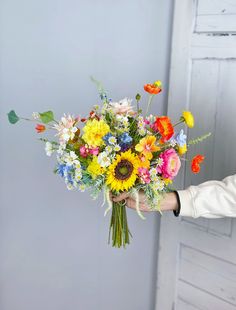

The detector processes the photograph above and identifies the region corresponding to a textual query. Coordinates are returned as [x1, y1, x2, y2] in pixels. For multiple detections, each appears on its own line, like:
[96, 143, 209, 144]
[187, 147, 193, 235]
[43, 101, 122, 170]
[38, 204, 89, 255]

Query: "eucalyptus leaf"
[39, 111, 54, 124]
[7, 110, 20, 124]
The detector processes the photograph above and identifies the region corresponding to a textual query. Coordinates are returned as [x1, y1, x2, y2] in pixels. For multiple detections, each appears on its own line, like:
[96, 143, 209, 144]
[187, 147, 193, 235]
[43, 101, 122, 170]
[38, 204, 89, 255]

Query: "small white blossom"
[45, 142, 54, 156]
[105, 146, 113, 154]
[32, 112, 40, 120]
[114, 144, 121, 152]
[156, 158, 164, 167]
[152, 180, 165, 191]
[98, 152, 111, 168]
[108, 136, 117, 145]
[57, 143, 66, 155]
[54, 114, 78, 142]
[64, 151, 79, 166]
[170, 139, 177, 147]
[79, 184, 86, 192]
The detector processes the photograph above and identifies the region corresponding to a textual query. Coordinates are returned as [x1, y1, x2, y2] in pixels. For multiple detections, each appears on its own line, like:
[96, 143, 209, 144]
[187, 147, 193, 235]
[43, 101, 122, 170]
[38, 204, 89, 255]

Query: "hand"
[110, 191, 178, 212]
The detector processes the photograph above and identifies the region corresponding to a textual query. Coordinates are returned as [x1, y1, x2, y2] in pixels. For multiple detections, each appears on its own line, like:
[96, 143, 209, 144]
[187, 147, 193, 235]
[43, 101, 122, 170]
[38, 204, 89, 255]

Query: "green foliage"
[39, 111, 54, 124]
[188, 132, 211, 146]
[7, 110, 20, 124]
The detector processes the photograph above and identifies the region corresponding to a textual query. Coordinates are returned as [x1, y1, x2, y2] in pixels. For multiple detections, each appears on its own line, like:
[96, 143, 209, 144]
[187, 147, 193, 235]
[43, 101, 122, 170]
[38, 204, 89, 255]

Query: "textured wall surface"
[0, 1, 173, 309]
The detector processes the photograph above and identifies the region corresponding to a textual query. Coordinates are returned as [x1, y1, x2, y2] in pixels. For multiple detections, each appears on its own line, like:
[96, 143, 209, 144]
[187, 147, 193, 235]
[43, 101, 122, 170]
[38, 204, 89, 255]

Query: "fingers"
[126, 198, 152, 212]
[111, 192, 130, 202]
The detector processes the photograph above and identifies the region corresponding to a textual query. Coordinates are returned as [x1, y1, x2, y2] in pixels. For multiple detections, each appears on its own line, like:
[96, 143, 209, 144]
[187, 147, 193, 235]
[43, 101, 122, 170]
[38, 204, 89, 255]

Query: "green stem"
[108, 200, 131, 248]
[145, 95, 154, 116]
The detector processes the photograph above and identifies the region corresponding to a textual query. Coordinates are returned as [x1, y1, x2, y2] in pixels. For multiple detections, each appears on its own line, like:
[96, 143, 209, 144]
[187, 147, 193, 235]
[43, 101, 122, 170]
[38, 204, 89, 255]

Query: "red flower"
[35, 124, 46, 133]
[152, 116, 174, 142]
[191, 155, 205, 174]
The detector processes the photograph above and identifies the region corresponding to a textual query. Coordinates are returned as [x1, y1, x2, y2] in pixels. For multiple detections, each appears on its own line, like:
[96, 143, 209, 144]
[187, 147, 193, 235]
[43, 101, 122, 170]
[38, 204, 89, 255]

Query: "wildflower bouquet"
[8, 79, 210, 248]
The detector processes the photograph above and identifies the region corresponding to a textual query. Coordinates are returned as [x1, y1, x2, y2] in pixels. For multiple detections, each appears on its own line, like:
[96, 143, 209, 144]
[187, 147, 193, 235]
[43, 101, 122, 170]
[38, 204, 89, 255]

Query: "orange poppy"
[144, 81, 162, 95]
[152, 116, 174, 142]
[191, 154, 205, 173]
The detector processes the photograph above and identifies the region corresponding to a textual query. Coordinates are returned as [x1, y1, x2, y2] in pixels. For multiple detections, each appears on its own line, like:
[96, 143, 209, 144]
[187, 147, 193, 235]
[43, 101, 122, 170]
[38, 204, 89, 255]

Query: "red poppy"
[191, 155, 205, 173]
[152, 116, 174, 142]
[35, 124, 46, 133]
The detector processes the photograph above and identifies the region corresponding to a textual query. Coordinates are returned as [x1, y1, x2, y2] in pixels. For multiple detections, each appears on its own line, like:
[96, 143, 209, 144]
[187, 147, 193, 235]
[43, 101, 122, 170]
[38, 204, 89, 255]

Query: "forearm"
[178, 174, 236, 218]
[160, 192, 179, 212]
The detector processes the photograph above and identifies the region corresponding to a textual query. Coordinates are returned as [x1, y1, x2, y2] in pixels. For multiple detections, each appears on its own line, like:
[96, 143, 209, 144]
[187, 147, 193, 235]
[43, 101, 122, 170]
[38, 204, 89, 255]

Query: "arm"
[178, 174, 236, 218]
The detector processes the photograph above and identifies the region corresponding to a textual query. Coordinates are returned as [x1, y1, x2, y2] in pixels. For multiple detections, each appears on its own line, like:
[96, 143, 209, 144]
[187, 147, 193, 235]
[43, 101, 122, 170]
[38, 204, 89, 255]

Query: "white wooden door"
[156, 1, 236, 309]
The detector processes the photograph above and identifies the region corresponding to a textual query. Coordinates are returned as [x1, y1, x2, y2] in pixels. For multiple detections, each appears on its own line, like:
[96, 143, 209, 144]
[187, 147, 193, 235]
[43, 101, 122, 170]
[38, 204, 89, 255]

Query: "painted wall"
[0, 1, 173, 309]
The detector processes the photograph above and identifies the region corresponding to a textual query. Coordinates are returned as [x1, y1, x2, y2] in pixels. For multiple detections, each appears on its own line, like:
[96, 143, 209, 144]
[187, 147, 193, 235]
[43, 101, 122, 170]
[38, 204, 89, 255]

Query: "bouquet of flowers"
[8, 79, 210, 248]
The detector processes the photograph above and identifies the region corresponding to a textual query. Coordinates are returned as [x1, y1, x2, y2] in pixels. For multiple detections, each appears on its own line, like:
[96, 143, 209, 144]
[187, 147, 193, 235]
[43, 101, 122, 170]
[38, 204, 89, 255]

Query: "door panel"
[155, 1, 236, 309]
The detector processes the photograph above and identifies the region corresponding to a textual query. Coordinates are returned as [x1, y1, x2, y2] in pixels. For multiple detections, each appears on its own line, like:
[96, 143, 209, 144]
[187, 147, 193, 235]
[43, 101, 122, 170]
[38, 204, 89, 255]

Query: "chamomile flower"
[78, 184, 86, 192]
[105, 145, 113, 154]
[114, 144, 121, 152]
[156, 158, 164, 167]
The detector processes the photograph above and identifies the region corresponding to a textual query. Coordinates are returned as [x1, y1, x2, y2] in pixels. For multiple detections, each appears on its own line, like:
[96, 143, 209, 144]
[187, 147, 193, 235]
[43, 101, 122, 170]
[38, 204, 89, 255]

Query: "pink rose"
[159, 148, 181, 179]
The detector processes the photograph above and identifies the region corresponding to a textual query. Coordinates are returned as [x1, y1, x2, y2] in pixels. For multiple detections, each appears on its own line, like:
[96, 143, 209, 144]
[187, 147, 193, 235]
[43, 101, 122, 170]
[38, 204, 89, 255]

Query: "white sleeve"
[177, 174, 236, 218]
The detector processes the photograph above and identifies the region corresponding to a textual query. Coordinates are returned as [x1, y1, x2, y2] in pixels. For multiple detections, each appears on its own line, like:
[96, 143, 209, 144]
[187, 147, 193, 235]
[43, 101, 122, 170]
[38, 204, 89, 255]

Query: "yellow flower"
[178, 143, 187, 155]
[135, 135, 160, 160]
[87, 156, 106, 179]
[82, 119, 110, 147]
[163, 178, 173, 185]
[182, 111, 194, 128]
[138, 154, 150, 169]
[106, 150, 139, 192]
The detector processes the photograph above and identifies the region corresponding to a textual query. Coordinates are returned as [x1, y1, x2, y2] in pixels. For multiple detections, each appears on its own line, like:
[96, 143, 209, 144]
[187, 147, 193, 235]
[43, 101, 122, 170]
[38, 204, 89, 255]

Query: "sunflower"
[106, 150, 139, 192]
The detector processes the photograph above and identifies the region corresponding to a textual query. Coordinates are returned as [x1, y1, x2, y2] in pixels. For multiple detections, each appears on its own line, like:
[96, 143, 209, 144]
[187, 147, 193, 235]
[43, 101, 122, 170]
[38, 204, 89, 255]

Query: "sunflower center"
[115, 160, 134, 180]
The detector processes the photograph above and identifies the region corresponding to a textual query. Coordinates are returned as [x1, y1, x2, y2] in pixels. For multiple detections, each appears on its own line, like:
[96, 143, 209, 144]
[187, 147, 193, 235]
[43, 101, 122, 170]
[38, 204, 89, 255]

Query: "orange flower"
[191, 154, 205, 174]
[144, 81, 162, 95]
[35, 124, 46, 133]
[152, 116, 174, 142]
[135, 135, 160, 160]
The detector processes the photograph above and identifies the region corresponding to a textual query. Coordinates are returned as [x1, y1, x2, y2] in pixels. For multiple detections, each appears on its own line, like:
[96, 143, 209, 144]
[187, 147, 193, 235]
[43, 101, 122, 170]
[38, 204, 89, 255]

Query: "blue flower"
[176, 129, 187, 147]
[58, 164, 66, 177]
[119, 133, 132, 145]
[103, 133, 115, 145]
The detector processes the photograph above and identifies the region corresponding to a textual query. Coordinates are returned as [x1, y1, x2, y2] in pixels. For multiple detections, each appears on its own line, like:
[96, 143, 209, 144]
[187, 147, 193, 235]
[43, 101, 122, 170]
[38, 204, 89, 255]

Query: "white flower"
[170, 139, 177, 147]
[79, 184, 86, 192]
[57, 143, 66, 155]
[64, 151, 79, 166]
[108, 136, 117, 145]
[98, 151, 111, 168]
[45, 142, 54, 156]
[113, 144, 121, 152]
[149, 168, 157, 177]
[152, 180, 165, 191]
[54, 114, 78, 142]
[109, 98, 134, 115]
[32, 112, 40, 120]
[105, 146, 113, 154]
[156, 158, 164, 167]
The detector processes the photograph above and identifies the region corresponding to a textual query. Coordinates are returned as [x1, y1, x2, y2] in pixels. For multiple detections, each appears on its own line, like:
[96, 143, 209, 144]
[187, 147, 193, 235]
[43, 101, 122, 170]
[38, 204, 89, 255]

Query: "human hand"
[110, 191, 178, 212]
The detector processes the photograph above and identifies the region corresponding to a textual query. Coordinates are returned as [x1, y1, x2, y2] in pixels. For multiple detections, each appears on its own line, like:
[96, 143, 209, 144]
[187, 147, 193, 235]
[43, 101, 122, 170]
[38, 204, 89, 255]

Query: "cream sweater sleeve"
[177, 174, 236, 218]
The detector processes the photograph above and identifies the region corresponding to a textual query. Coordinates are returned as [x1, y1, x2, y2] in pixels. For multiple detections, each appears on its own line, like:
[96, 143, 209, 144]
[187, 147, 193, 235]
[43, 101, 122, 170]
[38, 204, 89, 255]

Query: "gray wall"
[0, 1, 173, 309]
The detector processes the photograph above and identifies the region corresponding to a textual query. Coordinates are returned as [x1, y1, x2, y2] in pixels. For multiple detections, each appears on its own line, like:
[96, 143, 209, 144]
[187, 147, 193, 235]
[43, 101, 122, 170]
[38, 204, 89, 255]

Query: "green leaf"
[7, 110, 20, 124]
[39, 111, 54, 124]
